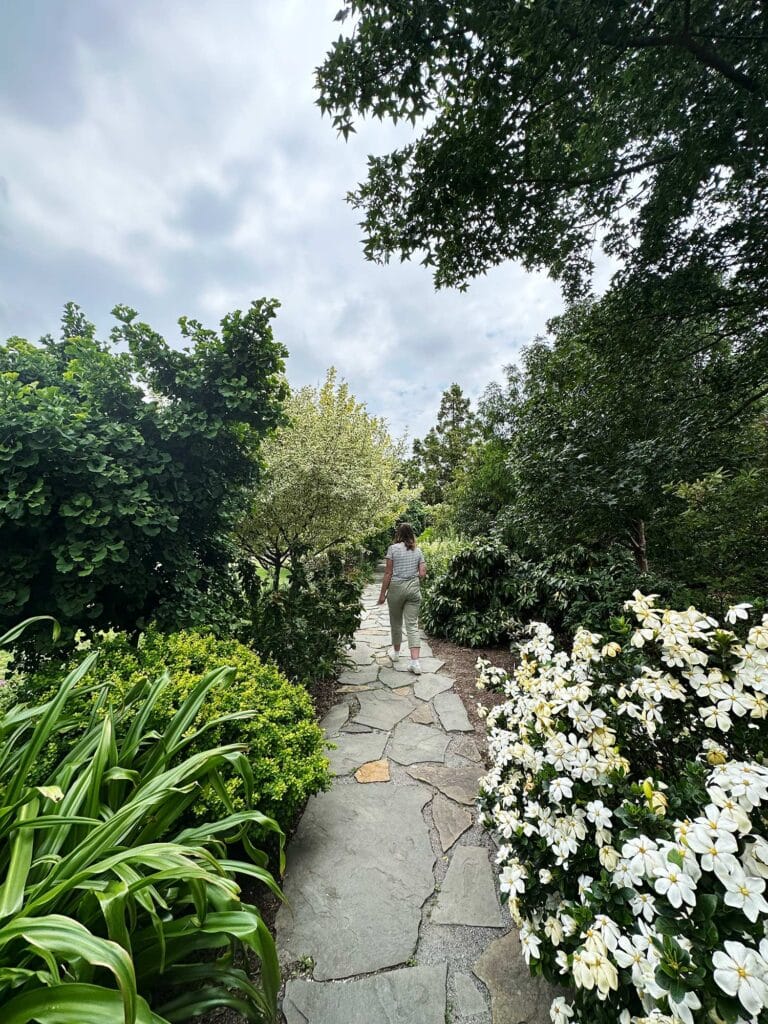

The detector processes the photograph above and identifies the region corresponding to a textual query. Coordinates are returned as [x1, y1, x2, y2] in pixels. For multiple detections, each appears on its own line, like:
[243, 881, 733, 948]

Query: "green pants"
[387, 577, 421, 649]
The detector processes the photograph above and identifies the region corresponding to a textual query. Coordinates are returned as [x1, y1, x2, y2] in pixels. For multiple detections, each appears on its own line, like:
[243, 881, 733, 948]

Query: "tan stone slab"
[355, 758, 390, 783]
[410, 703, 435, 725]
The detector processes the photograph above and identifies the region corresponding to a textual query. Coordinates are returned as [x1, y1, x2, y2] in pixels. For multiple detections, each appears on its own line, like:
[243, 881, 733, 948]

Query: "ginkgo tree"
[241, 368, 409, 587]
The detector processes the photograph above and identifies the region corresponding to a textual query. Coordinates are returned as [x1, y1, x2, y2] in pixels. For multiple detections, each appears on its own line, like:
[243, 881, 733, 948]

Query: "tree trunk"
[630, 519, 649, 573]
[273, 558, 282, 592]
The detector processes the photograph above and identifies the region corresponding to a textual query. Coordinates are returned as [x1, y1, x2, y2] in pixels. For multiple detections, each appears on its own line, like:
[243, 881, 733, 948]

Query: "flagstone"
[407, 764, 483, 805]
[451, 734, 483, 762]
[283, 964, 448, 1024]
[474, 930, 556, 1024]
[410, 703, 435, 725]
[390, 655, 445, 674]
[328, 730, 388, 776]
[276, 785, 435, 980]
[431, 846, 504, 927]
[389, 721, 450, 765]
[354, 758, 390, 783]
[432, 792, 472, 851]
[413, 672, 454, 701]
[453, 971, 488, 1018]
[338, 664, 379, 686]
[320, 703, 349, 736]
[433, 690, 473, 732]
[353, 688, 417, 731]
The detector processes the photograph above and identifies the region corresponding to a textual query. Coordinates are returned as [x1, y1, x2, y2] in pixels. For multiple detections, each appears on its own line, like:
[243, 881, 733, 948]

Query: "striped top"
[386, 542, 426, 580]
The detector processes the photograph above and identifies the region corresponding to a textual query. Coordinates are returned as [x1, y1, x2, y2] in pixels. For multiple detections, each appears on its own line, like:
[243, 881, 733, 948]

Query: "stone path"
[276, 571, 553, 1024]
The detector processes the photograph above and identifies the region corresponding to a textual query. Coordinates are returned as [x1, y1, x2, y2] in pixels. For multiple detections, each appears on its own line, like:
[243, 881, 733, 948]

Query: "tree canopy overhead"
[317, 2, 768, 316]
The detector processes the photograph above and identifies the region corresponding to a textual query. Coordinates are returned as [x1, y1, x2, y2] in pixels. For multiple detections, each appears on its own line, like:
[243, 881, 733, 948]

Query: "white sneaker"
[388, 647, 404, 660]
[409, 659, 422, 675]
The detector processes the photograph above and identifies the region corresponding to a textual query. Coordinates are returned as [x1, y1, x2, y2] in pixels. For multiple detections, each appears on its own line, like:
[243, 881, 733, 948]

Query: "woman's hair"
[393, 522, 417, 550]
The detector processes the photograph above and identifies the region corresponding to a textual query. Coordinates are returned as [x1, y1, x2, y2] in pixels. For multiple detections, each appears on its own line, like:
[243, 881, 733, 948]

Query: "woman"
[377, 522, 427, 674]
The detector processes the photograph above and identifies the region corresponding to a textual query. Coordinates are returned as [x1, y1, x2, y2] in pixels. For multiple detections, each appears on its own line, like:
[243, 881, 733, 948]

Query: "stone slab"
[432, 846, 504, 927]
[474, 929, 558, 1024]
[343, 723, 374, 734]
[407, 764, 483, 805]
[328, 730, 388, 776]
[414, 673, 454, 701]
[410, 703, 435, 725]
[432, 792, 472, 852]
[451, 735, 483, 762]
[320, 703, 349, 737]
[390, 656, 445, 674]
[389, 721, 450, 766]
[276, 785, 436, 980]
[433, 690, 473, 732]
[338, 664, 379, 687]
[378, 666, 414, 689]
[283, 964, 448, 1024]
[347, 643, 375, 666]
[354, 688, 417, 731]
[453, 971, 489, 1018]
[355, 758, 390, 783]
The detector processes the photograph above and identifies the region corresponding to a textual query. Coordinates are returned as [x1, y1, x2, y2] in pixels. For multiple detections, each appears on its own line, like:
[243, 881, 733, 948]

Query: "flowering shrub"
[477, 594, 768, 1024]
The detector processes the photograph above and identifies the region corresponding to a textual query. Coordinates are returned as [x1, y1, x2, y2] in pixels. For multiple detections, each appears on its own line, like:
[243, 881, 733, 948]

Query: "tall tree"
[317, 2, 768, 349]
[503, 297, 752, 570]
[0, 301, 287, 634]
[240, 368, 408, 587]
[412, 383, 479, 504]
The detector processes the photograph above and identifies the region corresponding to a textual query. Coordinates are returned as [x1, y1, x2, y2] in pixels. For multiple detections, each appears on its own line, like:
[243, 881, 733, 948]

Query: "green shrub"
[25, 629, 330, 833]
[0, 618, 283, 1023]
[244, 554, 363, 687]
[420, 534, 467, 580]
[421, 539, 694, 646]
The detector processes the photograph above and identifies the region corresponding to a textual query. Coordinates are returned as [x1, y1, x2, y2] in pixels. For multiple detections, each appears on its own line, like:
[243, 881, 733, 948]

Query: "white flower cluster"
[479, 596, 768, 1024]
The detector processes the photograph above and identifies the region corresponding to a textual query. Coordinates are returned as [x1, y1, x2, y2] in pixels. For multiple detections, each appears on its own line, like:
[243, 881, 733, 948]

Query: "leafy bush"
[0, 300, 287, 638]
[0, 619, 283, 1023]
[244, 554, 363, 687]
[420, 534, 468, 580]
[478, 597, 768, 1024]
[421, 539, 682, 647]
[25, 628, 329, 833]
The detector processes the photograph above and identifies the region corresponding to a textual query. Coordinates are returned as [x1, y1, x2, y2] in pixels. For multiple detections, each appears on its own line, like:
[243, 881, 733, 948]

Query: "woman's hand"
[377, 594, 386, 604]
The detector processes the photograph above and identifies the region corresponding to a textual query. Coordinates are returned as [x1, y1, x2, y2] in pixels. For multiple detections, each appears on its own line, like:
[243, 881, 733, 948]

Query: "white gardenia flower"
[653, 865, 697, 908]
[585, 800, 613, 830]
[667, 988, 702, 1024]
[549, 777, 573, 803]
[688, 804, 740, 852]
[544, 915, 564, 946]
[549, 996, 574, 1024]
[725, 603, 753, 624]
[630, 892, 658, 922]
[722, 867, 768, 923]
[621, 835, 661, 878]
[700, 704, 733, 731]
[712, 941, 768, 1017]
[519, 922, 542, 963]
[577, 875, 594, 902]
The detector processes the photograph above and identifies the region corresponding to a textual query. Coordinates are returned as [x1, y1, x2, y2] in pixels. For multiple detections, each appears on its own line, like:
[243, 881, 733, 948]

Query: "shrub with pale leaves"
[478, 595, 768, 1024]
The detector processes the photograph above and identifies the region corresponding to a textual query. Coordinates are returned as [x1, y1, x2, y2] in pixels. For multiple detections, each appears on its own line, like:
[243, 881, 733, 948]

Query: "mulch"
[427, 635, 516, 760]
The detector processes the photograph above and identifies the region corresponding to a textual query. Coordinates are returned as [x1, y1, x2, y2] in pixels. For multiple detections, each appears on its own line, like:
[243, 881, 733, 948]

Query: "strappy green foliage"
[0, 621, 283, 1023]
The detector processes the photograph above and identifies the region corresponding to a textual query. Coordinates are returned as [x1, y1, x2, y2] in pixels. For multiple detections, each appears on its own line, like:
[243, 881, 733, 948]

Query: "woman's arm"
[378, 558, 394, 603]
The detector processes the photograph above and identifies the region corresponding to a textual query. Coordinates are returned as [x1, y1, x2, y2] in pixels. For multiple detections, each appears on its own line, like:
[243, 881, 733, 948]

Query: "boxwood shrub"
[25, 628, 330, 833]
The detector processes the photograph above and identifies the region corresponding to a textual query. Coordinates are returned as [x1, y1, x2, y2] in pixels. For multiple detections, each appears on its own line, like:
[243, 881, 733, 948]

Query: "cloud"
[0, 0, 570, 438]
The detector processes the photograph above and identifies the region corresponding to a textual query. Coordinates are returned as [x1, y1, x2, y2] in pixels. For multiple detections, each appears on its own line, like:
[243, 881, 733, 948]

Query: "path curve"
[276, 568, 554, 1024]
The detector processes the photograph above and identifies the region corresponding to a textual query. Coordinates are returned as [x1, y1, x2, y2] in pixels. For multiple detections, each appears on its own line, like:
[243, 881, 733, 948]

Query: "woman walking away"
[378, 523, 427, 674]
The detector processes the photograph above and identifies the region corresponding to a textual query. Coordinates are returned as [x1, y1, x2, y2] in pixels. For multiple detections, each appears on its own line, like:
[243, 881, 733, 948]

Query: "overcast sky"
[1, 0, 580, 439]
